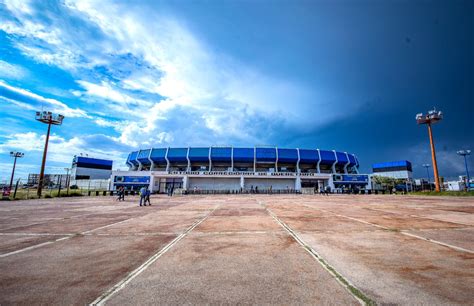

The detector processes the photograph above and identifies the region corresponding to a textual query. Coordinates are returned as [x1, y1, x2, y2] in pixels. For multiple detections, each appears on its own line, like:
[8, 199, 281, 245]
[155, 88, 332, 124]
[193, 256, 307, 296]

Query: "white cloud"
[76, 80, 153, 109]
[0, 131, 130, 169]
[0, 80, 90, 118]
[0, 60, 29, 79]
[1, 0, 363, 149]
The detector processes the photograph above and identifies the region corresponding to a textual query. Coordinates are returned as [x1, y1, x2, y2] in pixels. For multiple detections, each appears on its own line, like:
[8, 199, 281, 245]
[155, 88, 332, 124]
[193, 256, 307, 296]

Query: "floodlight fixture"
[416, 108, 443, 192]
[457, 150, 471, 191]
[35, 111, 64, 197]
[9, 151, 24, 189]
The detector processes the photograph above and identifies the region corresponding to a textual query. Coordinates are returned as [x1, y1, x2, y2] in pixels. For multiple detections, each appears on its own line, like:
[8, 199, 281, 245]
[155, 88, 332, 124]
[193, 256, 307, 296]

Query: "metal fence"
[0, 178, 112, 200]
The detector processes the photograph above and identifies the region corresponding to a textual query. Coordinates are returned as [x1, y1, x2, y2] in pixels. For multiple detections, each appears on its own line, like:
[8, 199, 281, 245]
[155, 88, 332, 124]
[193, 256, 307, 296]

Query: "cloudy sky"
[0, 0, 472, 182]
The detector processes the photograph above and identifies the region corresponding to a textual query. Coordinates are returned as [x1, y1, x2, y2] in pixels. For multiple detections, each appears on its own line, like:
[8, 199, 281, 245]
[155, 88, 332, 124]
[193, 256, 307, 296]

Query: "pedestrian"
[139, 186, 147, 206]
[117, 186, 125, 201]
[120, 187, 125, 201]
[170, 185, 174, 197]
[325, 186, 330, 196]
[145, 188, 151, 206]
[116, 186, 122, 201]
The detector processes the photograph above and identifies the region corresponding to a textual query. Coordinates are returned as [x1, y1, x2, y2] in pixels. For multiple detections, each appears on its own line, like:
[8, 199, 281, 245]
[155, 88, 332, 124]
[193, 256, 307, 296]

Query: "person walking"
[116, 186, 122, 201]
[117, 186, 125, 201]
[120, 187, 125, 201]
[145, 188, 151, 206]
[139, 186, 147, 206]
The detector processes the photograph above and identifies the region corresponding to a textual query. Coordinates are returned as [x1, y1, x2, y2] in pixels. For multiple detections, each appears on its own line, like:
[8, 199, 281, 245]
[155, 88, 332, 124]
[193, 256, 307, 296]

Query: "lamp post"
[457, 150, 471, 191]
[9, 151, 24, 189]
[35, 111, 64, 197]
[422, 163, 431, 190]
[416, 108, 443, 192]
[64, 167, 70, 195]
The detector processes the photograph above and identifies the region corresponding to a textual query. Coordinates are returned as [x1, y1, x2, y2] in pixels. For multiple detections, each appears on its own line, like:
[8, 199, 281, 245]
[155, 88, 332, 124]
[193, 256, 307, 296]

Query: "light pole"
[9, 151, 24, 189]
[416, 108, 443, 192]
[457, 150, 471, 191]
[35, 111, 64, 197]
[422, 163, 431, 190]
[64, 167, 70, 195]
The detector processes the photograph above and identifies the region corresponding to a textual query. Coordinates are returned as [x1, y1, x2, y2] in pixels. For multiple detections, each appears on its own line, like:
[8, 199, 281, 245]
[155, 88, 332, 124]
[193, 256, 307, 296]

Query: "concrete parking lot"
[0, 194, 473, 305]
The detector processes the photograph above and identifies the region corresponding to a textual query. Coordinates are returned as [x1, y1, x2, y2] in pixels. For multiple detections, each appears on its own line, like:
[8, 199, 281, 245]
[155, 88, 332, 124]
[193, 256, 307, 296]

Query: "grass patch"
[4, 189, 86, 200]
[410, 191, 474, 197]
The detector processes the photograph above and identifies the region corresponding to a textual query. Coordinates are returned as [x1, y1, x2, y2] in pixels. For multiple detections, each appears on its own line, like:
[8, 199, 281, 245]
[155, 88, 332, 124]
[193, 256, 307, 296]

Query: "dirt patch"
[0, 235, 175, 305]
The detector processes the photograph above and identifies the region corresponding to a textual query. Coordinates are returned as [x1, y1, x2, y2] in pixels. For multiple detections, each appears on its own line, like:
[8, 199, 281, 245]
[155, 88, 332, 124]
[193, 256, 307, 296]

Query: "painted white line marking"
[90, 204, 220, 306]
[258, 200, 366, 305]
[0, 211, 114, 232]
[0, 236, 71, 258]
[302, 204, 474, 254]
[0, 216, 144, 258]
[401, 232, 474, 254]
[0, 233, 71, 236]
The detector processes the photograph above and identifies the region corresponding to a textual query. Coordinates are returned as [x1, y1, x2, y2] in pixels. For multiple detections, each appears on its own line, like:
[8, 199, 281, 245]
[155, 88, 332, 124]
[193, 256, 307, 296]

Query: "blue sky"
[0, 0, 473, 182]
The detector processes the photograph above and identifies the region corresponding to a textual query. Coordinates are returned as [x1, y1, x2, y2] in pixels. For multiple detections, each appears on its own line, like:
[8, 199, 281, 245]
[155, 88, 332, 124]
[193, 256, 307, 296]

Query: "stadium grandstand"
[111, 147, 370, 193]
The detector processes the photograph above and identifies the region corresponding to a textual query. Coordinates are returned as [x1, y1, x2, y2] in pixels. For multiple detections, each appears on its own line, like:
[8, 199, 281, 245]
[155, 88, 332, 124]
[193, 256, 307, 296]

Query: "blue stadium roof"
[127, 147, 359, 168]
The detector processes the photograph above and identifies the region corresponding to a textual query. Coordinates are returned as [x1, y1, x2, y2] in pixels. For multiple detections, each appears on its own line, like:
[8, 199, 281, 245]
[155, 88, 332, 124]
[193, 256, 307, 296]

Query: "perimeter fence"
[0, 178, 111, 200]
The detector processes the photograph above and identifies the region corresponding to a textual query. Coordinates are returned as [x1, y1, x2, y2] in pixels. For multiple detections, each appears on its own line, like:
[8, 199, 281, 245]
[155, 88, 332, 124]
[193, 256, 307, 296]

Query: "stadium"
[111, 147, 370, 193]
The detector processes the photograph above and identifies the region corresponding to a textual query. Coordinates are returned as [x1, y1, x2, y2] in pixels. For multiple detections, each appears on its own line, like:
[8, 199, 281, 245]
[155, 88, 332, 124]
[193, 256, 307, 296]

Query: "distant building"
[71, 156, 113, 180]
[372, 160, 413, 180]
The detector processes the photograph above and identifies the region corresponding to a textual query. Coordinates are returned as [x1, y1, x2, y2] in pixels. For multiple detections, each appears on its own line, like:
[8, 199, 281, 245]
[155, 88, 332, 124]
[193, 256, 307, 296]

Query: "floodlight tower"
[35, 111, 64, 197]
[9, 151, 24, 189]
[457, 150, 471, 191]
[416, 108, 443, 192]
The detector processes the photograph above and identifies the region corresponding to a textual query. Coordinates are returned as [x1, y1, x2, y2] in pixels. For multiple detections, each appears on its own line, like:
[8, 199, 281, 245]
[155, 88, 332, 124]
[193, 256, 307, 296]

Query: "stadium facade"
[111, 147, 370, 193]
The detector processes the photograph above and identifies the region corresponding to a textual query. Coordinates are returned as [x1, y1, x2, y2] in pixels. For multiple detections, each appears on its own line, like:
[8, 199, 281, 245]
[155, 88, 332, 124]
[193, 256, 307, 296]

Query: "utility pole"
[64, 167, 70, 195]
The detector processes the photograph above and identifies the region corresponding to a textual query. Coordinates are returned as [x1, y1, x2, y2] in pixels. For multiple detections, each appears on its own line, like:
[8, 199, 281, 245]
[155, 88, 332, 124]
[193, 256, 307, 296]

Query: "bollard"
[96, 191, 99, 196]
[110, 191, 114, 196]
[88, 190, 91, 196]
[103, 191, 107, 196]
